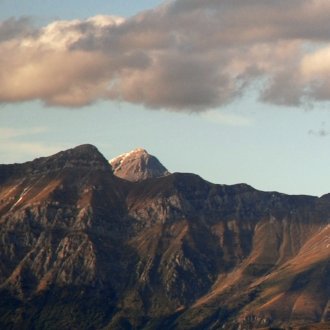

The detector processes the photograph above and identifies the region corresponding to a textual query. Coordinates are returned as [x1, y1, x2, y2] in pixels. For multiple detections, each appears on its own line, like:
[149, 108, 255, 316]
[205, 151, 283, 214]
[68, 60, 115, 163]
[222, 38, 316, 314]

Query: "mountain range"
[0, 144, 329, 330]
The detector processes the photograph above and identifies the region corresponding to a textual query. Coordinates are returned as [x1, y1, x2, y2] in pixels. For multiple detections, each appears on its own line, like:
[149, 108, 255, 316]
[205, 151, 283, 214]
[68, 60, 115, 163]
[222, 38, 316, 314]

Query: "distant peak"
[110, 148, 170, 182]
[133, 148, 147, 153]
[109, 148, 147, 164]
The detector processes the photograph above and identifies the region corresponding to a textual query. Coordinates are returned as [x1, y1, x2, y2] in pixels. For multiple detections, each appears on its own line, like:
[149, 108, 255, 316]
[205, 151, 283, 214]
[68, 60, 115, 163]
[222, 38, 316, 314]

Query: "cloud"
[0, 141, 62, 158]
[308, 122, 330, 137]
[308, 129, 330, 137]
[0, 126, 65, 163]
[0, 127, 48, 139]
[200, 110, 253, 127]
[1, 1, 330, 111]
[0, 17, 35, 42]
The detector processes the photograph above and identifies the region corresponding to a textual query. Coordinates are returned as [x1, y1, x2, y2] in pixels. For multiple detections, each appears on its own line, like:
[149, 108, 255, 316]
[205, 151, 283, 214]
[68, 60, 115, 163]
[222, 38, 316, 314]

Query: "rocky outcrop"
[0, 145, 329, 329]
[109, 148, 170, 182]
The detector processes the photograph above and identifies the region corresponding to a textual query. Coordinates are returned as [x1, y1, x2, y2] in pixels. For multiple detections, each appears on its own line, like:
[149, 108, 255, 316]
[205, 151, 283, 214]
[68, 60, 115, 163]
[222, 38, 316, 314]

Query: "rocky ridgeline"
[0, 145, 329, 330]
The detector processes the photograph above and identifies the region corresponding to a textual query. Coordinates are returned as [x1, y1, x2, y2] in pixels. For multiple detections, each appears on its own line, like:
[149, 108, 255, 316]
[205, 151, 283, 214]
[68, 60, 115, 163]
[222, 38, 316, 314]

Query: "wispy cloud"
[308, 122, 330, 137]
[308, 129, 330, 137]
[0, 126, 48, 139]
[0, 141, 62, 158]
[0, 126, 64, 163]
[200, 110, 253, 127]
[1, 1, 330, 111]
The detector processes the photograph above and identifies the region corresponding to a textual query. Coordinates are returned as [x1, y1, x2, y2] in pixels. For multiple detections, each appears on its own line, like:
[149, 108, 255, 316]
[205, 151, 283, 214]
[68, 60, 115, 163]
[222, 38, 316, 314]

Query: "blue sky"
[1, 0, 330, 196]
[0, 0, 164, 20]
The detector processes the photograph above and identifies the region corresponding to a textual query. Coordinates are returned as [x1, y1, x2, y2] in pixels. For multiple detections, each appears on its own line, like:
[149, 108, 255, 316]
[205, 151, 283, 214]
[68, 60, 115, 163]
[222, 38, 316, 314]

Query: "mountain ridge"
[0, 144, 328, 329]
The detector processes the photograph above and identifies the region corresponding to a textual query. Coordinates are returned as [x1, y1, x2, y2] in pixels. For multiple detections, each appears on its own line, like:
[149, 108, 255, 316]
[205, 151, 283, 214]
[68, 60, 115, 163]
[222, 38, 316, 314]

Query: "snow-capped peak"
[109, 148, 169, 182]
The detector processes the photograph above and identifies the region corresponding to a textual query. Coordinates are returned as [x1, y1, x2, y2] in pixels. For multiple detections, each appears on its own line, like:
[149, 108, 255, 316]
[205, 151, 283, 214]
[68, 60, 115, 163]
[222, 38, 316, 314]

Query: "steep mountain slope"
[0, 145, 133, 329]
[109, 148, 170, 182]
[0, 145, 329, 329]
[123, 174, 329, 329]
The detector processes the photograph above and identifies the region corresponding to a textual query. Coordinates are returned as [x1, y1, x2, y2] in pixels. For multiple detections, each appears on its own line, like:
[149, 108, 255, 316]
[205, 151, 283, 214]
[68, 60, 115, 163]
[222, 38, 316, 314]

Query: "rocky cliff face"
[0, 145, 329, 330]
[109, 148, 170, 182]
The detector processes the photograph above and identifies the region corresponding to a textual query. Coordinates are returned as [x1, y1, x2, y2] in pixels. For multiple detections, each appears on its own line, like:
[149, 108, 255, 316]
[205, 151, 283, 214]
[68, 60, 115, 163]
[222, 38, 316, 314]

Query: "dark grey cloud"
[1, 1, 330, 110]
[0, 17, 35, 42]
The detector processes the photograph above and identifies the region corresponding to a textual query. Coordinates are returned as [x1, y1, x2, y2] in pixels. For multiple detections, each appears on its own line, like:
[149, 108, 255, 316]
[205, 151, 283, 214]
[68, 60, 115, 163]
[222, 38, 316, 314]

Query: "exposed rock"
[109, 148, 170, 182]
[0, 144, 329, 329]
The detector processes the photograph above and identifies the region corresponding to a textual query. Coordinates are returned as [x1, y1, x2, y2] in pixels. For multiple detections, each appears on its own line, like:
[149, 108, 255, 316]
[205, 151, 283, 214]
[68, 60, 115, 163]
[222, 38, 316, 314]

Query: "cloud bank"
[1, 0, 330, 111]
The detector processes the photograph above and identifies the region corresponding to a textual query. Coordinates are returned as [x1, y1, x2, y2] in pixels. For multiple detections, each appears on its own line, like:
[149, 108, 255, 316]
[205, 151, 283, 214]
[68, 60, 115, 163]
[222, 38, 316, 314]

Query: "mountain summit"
[109, 148, 170, 182]
[0, 145, 329, 329]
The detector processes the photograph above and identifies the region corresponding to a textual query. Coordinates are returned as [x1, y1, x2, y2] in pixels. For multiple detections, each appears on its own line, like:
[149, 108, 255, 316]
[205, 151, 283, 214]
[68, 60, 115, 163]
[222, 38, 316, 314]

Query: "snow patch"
[10, 186, 32, 211]
[109, 148, 148, 167]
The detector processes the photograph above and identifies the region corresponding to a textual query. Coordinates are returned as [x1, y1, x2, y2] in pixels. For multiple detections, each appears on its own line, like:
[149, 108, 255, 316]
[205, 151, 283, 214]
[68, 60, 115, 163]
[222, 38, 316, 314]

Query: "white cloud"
[1, 1, 330, 111]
